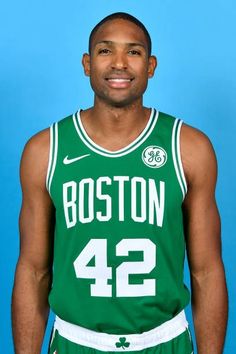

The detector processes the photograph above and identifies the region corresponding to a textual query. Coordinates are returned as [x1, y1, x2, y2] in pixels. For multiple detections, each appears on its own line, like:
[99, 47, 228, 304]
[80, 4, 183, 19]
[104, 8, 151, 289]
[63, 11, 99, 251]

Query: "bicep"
[181, 125, 222, 275]
[18, 130, 54, 272]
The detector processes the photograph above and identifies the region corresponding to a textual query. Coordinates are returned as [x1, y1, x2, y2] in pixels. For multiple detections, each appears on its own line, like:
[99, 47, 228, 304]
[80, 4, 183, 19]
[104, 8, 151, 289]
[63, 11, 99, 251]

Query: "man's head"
[88, 12, 152, 57]
[82, 13, 157, 108]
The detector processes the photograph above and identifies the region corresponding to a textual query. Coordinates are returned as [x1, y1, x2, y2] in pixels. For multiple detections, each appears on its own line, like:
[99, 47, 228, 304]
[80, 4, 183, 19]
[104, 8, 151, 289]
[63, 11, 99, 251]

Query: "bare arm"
[181, 125, 228, 354]
[12, 129, 54, 354]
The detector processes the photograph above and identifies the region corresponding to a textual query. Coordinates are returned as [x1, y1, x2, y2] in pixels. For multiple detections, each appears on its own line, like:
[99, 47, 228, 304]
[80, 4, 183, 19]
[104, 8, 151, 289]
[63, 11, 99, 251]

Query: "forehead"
[91, 19, 148, 49]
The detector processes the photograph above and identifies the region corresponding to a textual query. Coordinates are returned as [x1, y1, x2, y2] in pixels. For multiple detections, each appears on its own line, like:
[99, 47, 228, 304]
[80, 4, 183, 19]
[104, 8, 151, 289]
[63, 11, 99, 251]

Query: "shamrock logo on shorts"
[115, 337, 130, 350]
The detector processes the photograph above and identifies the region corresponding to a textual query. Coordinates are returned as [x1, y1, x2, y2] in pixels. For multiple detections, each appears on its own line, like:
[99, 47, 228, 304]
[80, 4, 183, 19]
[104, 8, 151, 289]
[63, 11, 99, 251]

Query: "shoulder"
[20, 128, 51, 188]
[22, 128, 50, 163]
[180, 123, 217, 187]
[181, 123, 215, 155]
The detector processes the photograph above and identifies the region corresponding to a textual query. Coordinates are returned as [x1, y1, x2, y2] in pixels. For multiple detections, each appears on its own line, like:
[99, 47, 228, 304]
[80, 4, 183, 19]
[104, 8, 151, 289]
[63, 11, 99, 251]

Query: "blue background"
[1, 1, 235, 353]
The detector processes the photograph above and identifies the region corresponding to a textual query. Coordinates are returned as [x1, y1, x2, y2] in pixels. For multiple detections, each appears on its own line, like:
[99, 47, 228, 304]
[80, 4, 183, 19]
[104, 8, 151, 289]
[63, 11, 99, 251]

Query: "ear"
[147, 55, 157, 78]
[82, 53, 91, 76]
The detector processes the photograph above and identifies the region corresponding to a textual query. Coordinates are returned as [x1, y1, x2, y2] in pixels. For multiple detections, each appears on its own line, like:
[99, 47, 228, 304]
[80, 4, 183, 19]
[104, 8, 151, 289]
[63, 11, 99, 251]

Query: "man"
[12, 12, 228, 354]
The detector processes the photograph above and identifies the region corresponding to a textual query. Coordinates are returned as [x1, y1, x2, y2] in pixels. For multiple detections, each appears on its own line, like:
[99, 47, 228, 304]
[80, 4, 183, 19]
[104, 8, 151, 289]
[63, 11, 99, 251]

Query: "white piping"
[48, 122, 58, 194]
[46, 125, 53, 191]
[176, 121, 188, 194]
[73, 109, 159, 158]
[172, 119, 185, 200]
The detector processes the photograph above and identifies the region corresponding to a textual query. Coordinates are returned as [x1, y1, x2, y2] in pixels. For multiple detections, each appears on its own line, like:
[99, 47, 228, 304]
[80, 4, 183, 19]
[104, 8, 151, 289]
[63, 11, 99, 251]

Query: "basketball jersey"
[46, 108, 190, 334]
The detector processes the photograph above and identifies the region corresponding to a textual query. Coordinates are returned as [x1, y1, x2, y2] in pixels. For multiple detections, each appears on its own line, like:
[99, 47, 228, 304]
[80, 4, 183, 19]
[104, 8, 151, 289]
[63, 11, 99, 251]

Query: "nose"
[111, 51, 128, 70]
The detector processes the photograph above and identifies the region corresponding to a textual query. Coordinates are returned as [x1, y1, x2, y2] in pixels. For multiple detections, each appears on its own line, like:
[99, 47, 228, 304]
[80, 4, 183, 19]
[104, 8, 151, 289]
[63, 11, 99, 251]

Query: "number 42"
[73, 238, 156, 297]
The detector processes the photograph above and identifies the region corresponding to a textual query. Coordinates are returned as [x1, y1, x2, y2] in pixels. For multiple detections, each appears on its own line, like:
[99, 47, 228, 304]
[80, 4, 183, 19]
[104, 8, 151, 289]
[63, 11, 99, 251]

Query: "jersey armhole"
[172, 119, 188, 200]
[46, 122, 58, 196]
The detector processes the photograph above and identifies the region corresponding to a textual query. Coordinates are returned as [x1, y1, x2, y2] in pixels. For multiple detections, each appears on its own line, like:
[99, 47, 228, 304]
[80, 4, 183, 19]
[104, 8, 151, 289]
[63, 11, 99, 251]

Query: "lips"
[108, 78, 132, 82]
[105, 76, 134, 88]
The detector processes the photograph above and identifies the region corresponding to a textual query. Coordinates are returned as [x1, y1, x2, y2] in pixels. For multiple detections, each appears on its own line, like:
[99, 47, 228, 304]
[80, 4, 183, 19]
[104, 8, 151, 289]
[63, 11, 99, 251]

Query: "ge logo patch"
[142, 146, 167, 168]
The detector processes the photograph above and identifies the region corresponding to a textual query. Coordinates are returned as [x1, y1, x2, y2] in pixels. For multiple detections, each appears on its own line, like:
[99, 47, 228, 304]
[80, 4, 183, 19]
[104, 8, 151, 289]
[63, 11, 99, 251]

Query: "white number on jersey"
[116, 239, 156, 296]
[73, 239, 112, 296]
[73, 238, 156, 297]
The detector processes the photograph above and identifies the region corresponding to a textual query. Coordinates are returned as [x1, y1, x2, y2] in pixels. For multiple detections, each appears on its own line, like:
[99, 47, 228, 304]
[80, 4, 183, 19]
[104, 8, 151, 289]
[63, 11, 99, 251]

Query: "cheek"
[91, 57, 110, 70]
[89, 66, 103, 84]
[129, 59, 149, 74]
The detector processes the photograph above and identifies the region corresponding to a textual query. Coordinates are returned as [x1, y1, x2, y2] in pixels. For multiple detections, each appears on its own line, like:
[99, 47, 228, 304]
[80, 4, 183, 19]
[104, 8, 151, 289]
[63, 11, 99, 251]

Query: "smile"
[105, 77, 134, 89]
[106, 78, 134, 82]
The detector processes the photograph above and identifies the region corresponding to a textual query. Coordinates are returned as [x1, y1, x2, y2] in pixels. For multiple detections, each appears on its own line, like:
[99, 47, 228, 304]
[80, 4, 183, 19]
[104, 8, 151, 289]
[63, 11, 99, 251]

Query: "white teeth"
[108, 78, 131, 82]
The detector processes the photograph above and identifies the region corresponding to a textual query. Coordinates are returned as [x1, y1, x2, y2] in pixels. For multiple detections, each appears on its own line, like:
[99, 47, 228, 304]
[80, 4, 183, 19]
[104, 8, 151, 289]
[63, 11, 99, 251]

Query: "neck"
[94, 97, 144, 118]
[80, 99, 151, 151]
[85, 99, 149, 132]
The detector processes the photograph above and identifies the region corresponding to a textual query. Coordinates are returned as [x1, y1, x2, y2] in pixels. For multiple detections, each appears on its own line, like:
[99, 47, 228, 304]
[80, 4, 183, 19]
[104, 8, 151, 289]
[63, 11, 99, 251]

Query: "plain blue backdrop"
[1, 1, 235, 353]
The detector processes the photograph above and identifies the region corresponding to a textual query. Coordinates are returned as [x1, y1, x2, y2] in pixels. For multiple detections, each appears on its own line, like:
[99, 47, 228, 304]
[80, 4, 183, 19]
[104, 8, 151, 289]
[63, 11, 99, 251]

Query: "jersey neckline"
[72, 108, 159, 158]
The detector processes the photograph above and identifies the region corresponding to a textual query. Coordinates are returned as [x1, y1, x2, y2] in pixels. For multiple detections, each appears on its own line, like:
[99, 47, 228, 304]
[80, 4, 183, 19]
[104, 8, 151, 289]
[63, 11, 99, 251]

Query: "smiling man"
[12, 12, 228, 354]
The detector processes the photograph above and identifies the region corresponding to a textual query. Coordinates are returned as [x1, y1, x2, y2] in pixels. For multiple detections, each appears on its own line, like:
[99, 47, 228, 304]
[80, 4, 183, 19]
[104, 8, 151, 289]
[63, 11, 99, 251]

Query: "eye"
[128, 49, 141, 56]
[98, 48, 111, 55]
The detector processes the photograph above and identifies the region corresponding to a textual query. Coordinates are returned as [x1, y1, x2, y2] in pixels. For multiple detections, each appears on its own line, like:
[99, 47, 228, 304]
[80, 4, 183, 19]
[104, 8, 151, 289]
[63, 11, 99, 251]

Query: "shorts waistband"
[54, 311, 189, 351]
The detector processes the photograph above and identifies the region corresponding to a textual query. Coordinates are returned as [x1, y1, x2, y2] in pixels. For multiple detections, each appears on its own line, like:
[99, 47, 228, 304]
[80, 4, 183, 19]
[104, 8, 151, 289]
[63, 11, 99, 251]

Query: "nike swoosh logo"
[63, 154, 90, 165]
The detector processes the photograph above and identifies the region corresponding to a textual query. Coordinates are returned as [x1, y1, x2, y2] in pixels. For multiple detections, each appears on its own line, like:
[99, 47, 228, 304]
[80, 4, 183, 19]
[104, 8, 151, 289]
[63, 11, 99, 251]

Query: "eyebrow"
[94, 40, 146, 49]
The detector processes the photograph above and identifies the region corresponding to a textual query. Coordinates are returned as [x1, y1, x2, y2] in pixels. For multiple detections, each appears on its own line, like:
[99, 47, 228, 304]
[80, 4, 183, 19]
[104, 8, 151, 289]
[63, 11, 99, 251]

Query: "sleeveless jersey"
[46, 108, 190, 334]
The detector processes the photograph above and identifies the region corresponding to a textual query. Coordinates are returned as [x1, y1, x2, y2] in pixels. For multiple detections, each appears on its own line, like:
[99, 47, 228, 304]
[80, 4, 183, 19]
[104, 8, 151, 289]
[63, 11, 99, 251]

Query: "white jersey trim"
[46, 124, 53, 191]
[72, 109, 159, 158]
[54, 311, 189, 352]
[172, 119, 187, 200]
[46, 122, 58, 195]
[176, 120, 188, 195]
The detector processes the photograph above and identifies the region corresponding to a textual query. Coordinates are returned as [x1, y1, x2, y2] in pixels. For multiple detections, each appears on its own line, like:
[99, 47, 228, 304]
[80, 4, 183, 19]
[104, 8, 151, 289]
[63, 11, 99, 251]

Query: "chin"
[106, 95, 141, 109]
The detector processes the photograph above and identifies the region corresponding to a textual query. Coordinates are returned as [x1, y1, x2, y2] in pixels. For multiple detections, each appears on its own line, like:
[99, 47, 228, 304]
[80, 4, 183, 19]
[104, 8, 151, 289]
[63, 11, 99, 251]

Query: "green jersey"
[46, 108, 190, 334]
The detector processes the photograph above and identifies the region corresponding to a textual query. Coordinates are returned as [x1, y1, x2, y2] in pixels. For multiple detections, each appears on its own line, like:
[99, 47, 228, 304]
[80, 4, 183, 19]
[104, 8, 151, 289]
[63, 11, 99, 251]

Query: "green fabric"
[48, 109, 190, 333]
[48, 329, 194, 354]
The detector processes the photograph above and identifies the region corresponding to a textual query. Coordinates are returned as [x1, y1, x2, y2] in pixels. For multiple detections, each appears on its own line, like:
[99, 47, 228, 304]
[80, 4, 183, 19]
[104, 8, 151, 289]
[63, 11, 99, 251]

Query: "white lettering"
[113, 176, 129, 221]
[149, 180, 165, 227]
[63, 181, 77, 228]
[96, 177, 112, 222]
[131, 177, 146, 222]
[63, 177, 165, 228]
[79, 178, 94, 223]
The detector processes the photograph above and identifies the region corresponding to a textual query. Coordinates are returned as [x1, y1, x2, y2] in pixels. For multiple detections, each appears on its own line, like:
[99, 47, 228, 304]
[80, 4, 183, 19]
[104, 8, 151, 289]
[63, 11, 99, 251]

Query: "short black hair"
[88, 12, 152, 56]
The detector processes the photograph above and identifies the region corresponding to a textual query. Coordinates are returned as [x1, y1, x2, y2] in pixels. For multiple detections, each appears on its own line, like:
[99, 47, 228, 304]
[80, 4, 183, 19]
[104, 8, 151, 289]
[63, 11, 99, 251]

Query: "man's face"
[83, 19, 157, 108]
